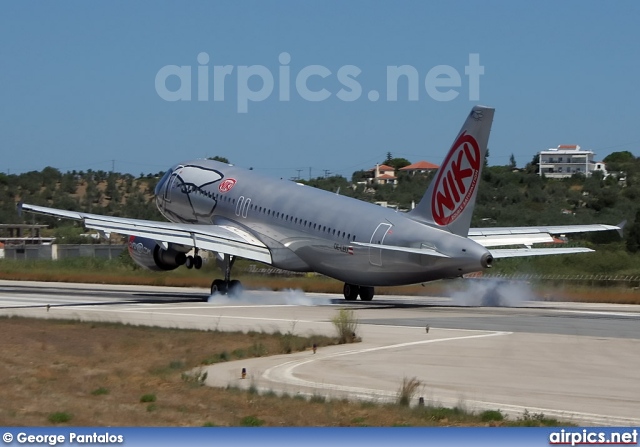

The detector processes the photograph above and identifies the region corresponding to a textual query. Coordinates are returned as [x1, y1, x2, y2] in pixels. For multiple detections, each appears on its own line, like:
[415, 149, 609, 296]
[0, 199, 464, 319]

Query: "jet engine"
[127, 236, 187, 271]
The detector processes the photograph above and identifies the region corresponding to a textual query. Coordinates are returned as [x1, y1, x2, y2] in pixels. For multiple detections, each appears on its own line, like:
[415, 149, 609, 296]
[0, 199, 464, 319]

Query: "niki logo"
[218, 178, 237, 193]
[430, 131, 481, 226]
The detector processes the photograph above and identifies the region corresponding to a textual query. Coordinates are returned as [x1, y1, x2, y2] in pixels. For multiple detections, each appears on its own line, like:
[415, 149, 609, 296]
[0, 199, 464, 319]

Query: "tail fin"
[408, 105, 494, 237]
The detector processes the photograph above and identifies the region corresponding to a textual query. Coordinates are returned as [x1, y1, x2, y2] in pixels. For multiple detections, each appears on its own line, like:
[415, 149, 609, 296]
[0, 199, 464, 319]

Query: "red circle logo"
[430, 131, 481, 226]
[218, 178, 237, 193]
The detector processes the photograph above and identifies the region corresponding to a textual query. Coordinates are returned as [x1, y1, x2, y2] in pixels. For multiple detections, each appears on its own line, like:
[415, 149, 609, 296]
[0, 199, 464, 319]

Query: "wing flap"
[21, 203, 272, 264]
[490, 247, 594, 258]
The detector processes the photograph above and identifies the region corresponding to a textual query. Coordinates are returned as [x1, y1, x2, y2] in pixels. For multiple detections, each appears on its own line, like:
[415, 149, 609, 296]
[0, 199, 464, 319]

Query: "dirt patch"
[0, 317, 532, 427]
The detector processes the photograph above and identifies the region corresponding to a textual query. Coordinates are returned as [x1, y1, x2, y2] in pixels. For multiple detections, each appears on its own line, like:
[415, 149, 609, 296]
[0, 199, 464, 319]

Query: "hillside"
[1, 152, 640, 254]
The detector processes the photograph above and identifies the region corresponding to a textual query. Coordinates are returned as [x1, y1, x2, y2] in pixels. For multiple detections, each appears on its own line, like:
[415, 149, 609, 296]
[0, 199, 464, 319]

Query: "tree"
[509, 153, 516, 169]
[208, 156, 229, 163]
[386, 157, 411, 170]
[351, 170, 371, 183]
[384, 152, 393, 164]
[626, 209, 640, 253]
[603, 151, 635, 164]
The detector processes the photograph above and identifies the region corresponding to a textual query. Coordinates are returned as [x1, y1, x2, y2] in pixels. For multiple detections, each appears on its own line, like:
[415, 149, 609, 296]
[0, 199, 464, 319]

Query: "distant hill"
[2, 151, 639, 239]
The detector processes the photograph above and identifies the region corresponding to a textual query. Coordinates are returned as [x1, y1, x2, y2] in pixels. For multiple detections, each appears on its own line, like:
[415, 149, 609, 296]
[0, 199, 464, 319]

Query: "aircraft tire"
[185, 255, 194, 269]
[228, 280, 243, 297]
[211, 279, 227, 295]
[343, 283, 359, 301]
[359, 286, 374, 301]
[194, 255, 203, 270]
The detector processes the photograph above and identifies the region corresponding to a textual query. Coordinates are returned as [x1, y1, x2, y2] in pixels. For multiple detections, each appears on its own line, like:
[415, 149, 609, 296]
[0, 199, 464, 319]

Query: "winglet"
[616, 220, 627, 238]
[408, 106, 495, 237]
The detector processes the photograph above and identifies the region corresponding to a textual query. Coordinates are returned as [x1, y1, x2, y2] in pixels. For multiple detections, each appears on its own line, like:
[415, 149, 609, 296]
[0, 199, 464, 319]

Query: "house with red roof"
[399, 160, 439, 175]
[368, 164, 397, 185]
[538, 145, 608, 178]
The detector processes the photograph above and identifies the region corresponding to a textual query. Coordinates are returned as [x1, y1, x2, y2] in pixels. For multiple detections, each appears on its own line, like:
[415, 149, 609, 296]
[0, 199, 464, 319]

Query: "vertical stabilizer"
[408, 105, 494, 237]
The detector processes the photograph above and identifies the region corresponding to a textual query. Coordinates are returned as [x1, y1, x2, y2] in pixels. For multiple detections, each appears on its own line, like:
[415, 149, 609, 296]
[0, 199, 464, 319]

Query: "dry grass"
[0, 317, 556, 427]
[3, 260, 639, 304]
[397, 377, 422, 406]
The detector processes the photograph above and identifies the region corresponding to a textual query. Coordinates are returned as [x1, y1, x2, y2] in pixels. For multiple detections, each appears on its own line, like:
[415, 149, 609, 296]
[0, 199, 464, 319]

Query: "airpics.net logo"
[154, 52, 484, 113]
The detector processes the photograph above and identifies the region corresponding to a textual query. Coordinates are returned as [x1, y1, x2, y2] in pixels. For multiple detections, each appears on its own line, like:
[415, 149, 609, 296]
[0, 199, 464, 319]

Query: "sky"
[2, 1, 639, 180]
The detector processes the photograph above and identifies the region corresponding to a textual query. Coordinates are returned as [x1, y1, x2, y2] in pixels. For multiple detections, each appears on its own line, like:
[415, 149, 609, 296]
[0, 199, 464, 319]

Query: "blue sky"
[2, 1, 639, 179]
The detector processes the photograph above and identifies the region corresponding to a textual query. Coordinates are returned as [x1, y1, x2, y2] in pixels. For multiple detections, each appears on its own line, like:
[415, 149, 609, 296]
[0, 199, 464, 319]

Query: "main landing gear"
[343, 283, 375, 301]
[210, 253, 243, 297]
[184, 248, 203, 270]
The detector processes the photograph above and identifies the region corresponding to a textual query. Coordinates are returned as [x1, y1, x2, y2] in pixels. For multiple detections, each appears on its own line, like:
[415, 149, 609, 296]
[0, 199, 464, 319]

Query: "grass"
[2, 257, 640, 304]
[140, 394, 156, 403]
[47, 412, 72, 424]
[0, 316, 570, 426]
[90, 387, 109, 396]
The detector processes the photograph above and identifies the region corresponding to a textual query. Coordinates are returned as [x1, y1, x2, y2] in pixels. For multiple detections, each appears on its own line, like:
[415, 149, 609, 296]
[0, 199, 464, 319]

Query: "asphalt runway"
[1, 279, 639, 426]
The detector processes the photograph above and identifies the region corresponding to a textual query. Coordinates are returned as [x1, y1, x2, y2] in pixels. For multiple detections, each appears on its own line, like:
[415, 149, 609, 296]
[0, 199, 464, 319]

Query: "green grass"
[239, 415, 265, 427]
[90, 387, 109, 396]
[48, 412, 72, 424]
[140, 394, 156, 403]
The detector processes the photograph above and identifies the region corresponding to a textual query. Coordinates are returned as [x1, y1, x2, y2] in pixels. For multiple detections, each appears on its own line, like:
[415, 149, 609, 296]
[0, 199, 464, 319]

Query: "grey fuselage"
[154, 160, 491, 287]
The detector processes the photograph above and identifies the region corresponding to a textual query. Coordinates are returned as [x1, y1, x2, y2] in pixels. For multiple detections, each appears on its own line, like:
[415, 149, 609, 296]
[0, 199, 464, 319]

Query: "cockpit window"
[154, 169, 173, 197]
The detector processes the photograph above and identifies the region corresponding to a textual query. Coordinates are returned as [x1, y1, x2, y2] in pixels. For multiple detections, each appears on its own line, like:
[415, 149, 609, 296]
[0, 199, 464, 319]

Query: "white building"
[368, 164, 398, 185]
[538, 145, 607, 179]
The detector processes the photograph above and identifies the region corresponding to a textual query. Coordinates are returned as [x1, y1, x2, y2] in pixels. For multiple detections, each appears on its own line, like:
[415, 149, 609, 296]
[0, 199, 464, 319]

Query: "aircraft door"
[369, 223, 392, 266]
[235, 196, 245, 217]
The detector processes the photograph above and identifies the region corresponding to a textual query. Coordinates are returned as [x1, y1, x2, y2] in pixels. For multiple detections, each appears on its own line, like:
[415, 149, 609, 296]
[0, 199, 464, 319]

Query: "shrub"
[48, 412, 72, 424]
[169, 360, 184, 370]
[331, 308, 359, 343]
[90, 387, 109, 396]
[480, 409, 504, 422]
[240, 415, 265, 427]
[397, 377, 422, 407]
[140, 394, 156, 403]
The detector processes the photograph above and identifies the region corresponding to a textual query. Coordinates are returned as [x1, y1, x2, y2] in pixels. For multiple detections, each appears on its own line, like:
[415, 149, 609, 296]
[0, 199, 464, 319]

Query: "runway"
[1, 279, 639, 426]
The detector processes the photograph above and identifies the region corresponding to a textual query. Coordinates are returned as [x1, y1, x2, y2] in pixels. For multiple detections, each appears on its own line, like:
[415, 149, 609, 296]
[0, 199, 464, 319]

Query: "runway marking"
[263, 330, 512, 395]
[49, 306, 328, 325]
[559, 310, 640, 318]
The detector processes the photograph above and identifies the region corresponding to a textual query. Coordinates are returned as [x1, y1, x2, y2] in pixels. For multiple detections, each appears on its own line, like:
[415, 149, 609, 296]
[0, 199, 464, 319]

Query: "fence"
[477, 273, 640, 289]
[1, 244, 127, 261]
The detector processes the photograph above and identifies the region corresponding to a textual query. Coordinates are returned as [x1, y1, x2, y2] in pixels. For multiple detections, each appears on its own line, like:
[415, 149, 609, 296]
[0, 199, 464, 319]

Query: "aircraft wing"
[469, 223, 623, 248]
[20, 203, 272, 264]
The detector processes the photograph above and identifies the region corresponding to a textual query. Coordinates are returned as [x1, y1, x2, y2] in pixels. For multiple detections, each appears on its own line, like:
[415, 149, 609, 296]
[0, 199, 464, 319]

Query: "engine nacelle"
[127, 236, 187, 271]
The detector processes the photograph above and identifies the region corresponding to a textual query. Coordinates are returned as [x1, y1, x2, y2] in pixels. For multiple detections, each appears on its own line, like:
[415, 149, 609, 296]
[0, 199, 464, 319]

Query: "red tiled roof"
[400, 160, 439, 170]
[376, 173, 397, 180]
[369, 164, 395, 171]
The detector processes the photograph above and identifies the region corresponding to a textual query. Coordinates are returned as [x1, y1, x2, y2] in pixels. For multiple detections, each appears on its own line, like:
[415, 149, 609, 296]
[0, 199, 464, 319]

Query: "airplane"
[21, 105, 622, 301]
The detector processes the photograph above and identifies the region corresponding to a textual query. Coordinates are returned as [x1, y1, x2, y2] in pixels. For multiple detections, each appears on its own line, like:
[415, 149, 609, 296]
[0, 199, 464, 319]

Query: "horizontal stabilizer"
[470, 223, 624, 248]
[352, 242, 450, 258]
[490, 247, 594, 258]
